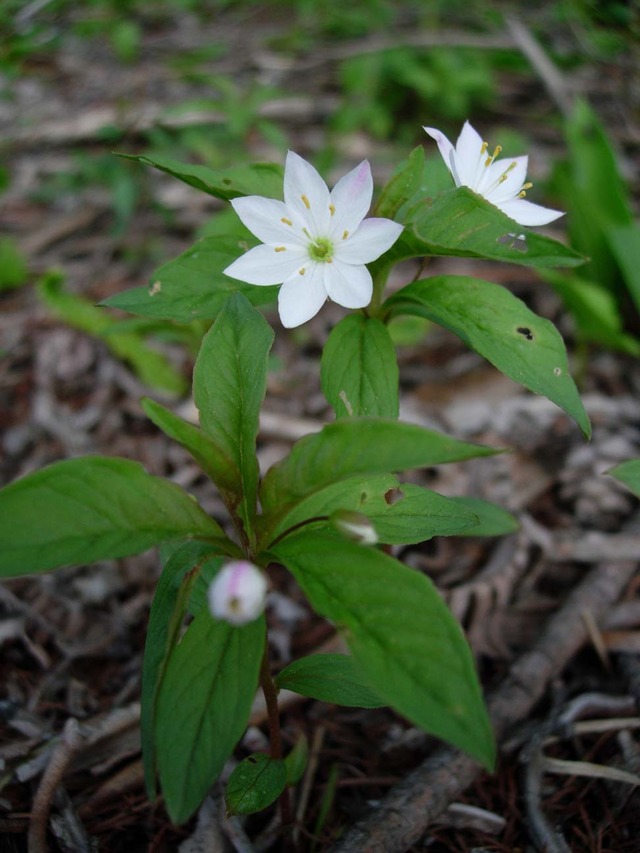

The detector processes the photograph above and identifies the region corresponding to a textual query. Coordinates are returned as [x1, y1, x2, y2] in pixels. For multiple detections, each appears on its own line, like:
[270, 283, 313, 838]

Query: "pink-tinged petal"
[328, 160, 373, 238]
[334, 217, 403, 265]
[324, 260, 373, 309]
[478, 155, 528, 204]
[454, 121, 486, 188]
[283, 151, 331, 237]
[496, 198, 564, 227]
[230, 196, 305, 246]
[424, 126, 458, 184]
[278, 263, 327, 327]
[224, 243, 307, 285]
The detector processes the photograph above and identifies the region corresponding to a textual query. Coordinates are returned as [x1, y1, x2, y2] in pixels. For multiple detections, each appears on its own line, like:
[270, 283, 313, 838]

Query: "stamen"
[521, 182, 533, 191]
[342, 230, 349, 240]
[301, 194, 311, 209]
[274, 246, 286, 253]
[484, 144, 502, 167]
[329, 204, 335, 216]
[298, 268, 305, 275]
[280, 217, 293, 226]
[302, 227, 311, 239]
[480, 141, 488, 154]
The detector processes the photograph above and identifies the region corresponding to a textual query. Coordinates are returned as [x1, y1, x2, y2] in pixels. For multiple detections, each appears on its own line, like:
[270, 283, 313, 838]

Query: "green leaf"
[141, 542, 222, 797]
[225, 753, 287, 816]
[194, 293, 274, 537]
[273, 531, 495, 768]
[141, 397, 241, 496]
[0, 457, 229, 577]
[386, 275, 590, 438]
[447, 497, 519, 537]
[373, 146, 425, 220]
[119, 153, 284, 200]
[284, 734, 309, 786]
[259, 418, 499, 538]
[373, 186, 583, 275]
[38, 272, 187, 395]
[608, 459, 640, 498]
[275, 654, 385, 708]
[0, 237, 28, 292]
[541, 269, 640, 356]
[321, 315, 398, 418]
[102, 237, 279, 322]
[362, 483, 480, 544]
[155, 610, 265, 824]
[606, 222, 640, 315]
[266, 474, 398, 543]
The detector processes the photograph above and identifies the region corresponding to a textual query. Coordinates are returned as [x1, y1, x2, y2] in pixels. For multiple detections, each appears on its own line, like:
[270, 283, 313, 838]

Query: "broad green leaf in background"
[321, 315, 399, 418]
[608, 459, 640, 499]
[0, 457, 229, 577]
[607, 222, 640, 315]
[141, 542, 222, 797]
[273, 531, 495, 768]
[0, 237, 28, 292]
[193, 293, 274, 536]
[446, 497, 519, 537]
[284, 734, 309, 786]
[386, 275, 590, 438]
[119, 153, 284, 200]
[371, 186, 583, 278]
[373, 146, 425, 220]
[141, 397, 242, 496]
[275, 654, 386, 708]
[155, 610, 265, 824]
[38, 272, 187, 395]
[259, 418, 500, 536]
[541, 269, 640, 356]
[225, 754, 287, 816]
[361, 483, 479, 544]
[102, 237, 279, 322]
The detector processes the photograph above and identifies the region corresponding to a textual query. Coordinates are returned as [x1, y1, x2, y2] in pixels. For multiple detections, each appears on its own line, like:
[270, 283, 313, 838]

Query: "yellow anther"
[342, 230, 349, 240]
[281, 217, 293, 226]
[301, 194, 311, 209]
[518, 190, 527, 198]
[274, 246, 286, 253]
[481, 141, 488, 154]
[329, 204, 336, 216]
[521, 182, 533, 191]
[298, 267, 305, 275]
[484, 144, 503, 167]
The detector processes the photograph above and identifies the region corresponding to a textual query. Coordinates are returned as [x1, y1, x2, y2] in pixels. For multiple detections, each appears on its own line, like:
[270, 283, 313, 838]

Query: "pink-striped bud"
[208, 561, 267, 626]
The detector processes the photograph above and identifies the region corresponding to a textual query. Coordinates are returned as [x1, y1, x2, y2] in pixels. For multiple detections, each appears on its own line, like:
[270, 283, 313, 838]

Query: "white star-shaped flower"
[208, 560, 268, 627]
[224, 151, 403, 328]
[424, 121, 563, 227]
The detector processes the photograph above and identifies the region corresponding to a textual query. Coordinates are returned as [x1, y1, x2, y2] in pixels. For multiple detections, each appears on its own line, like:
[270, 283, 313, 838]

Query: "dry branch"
[332, 555, 638, 852]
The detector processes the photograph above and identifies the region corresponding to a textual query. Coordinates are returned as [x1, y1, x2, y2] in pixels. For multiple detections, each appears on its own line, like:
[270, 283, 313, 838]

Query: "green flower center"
[308, 237, 334, 263]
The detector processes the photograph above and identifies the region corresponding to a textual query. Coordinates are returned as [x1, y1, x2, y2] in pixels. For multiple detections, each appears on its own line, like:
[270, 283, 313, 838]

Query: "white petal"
[230, 196, 305, 245]
[224, 243, 307, 285]
[478, 155, 528, 203]
[423, 126, 458, 184]
[278, 263, 327, 327]
[328, 160, 373, 238]
[334, 217, 403, 264]
[454, 121, 486, 188]
[283, 151, 331, 237]
[496, 198, 564, 226]
[324, 260, 372, 309]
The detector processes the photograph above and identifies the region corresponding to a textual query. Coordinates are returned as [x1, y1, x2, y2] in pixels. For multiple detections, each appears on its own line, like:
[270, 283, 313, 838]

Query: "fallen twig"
[331, 556, 637, 852]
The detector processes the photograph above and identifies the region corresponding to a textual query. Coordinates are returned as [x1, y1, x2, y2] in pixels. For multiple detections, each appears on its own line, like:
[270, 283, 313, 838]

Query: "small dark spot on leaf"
[497, 233, 528, 253]
[222, 178, 233, 185]
[516, 326, 534, 340]
[384, 488, 404, 505]
[248, 756, 258, 764]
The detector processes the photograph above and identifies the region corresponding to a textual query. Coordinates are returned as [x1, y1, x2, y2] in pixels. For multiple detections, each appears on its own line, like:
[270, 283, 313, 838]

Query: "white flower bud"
[208, 561, 268, 626]
[331, 510, 378, 545]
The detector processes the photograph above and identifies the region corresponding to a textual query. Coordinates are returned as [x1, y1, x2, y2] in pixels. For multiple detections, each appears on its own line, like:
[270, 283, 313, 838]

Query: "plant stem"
[259, 639, 293, 827]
